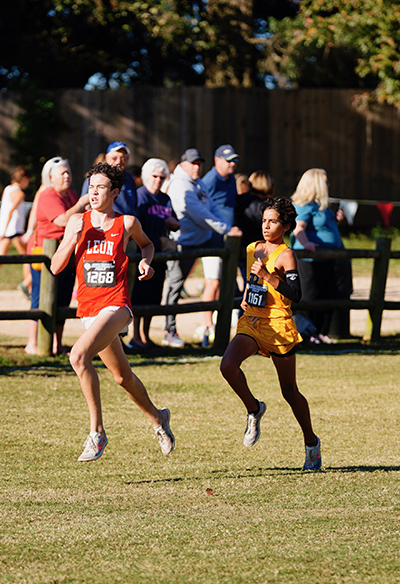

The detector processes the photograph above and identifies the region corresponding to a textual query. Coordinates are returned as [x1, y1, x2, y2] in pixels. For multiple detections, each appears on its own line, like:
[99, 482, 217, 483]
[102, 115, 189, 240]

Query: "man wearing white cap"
[81, 141, 137, 216]
[162, 148, 237, 348]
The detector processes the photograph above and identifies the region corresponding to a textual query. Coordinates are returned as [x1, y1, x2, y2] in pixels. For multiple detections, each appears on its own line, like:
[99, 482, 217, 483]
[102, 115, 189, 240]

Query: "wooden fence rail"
[0, 237, 398, 355]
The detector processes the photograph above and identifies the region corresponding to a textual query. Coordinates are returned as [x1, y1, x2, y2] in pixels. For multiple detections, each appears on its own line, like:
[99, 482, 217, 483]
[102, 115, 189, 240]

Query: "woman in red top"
[51, 163, 175, 462]
[26, 157, 89, 354]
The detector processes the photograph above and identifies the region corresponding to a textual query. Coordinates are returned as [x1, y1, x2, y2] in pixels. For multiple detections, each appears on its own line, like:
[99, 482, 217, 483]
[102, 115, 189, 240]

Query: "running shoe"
[303, 436, 322, 471]
[78, 432, 108, 462]
[243, 401, 266, 447]
[161, 332, 185, 348]
[17, 283, 31, 301]
[154, 408, 175, 455]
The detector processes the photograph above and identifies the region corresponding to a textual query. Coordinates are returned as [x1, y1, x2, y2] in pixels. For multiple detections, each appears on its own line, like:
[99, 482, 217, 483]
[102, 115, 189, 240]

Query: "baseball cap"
[181, 148, 205, 163]
[106, 141, 130, 156]
[214, 144, 239, 161]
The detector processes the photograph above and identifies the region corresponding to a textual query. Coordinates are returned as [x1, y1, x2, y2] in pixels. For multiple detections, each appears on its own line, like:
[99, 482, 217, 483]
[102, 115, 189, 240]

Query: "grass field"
[1, 352, 400, 583]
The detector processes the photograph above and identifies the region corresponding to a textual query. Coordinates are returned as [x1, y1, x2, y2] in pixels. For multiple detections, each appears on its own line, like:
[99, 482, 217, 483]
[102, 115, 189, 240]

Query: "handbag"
[31, 231, 43, 271]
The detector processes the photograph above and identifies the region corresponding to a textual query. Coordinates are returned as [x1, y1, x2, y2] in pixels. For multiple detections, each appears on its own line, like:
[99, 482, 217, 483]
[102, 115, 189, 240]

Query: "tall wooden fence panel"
[1, 87, 400, 226]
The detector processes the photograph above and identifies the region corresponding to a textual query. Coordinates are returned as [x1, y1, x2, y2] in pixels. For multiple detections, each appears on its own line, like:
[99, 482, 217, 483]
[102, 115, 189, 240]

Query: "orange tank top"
[244, 241, 292, 319]
[75, 212, 131, 317]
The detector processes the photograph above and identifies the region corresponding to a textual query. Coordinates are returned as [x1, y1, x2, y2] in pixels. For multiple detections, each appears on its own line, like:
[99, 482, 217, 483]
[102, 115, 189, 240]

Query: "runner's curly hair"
[260, 196, 297, 233]
[87, 162, 125, 193]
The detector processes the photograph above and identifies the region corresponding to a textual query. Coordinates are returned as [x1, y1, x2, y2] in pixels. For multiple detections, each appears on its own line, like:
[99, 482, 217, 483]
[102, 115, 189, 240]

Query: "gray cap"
[181, 148, 205, 163]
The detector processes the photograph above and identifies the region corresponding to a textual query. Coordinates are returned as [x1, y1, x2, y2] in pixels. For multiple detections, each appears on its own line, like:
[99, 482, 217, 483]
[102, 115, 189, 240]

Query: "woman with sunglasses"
[25, 157, 89, 354]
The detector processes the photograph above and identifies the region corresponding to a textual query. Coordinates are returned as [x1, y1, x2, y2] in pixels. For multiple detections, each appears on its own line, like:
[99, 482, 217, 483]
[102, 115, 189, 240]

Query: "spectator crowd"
[0, 140, 351, 354]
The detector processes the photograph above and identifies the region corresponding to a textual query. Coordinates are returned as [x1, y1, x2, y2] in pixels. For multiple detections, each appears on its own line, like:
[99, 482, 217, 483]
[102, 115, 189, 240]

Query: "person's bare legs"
[201, 278, 220, 329]
[131, 315, 147, 347]
[220, 334, 260, 412]
[0, 237, 11, 261]
[142, 315, 153, 344]
[12, 236, 31, 292]
[271, 353, 316, 444]
[25, 320, 38, 354]
[69, 307, 162, 434]
[99, 336, 161, 426]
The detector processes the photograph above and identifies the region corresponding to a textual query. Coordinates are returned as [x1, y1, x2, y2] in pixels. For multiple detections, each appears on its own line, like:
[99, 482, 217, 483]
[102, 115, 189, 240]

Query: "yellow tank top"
[244, 241, 292, 319]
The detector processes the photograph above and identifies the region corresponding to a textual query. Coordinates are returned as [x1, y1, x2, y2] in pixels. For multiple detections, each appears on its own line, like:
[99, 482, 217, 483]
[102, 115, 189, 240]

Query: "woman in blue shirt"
[291, 168, 351, 344]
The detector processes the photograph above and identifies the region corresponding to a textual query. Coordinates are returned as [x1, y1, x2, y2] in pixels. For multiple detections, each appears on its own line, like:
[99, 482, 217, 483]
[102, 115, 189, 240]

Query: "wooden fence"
[2, 88, 400, 227]
[0, 237, 398, 356]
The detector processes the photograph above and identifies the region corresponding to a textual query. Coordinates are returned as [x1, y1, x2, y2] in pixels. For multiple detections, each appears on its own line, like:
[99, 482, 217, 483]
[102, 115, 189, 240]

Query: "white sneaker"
[78, 432, 108, 462]
[243, 401, 266, 447]
[154, 408, 175, 455]
[161, 332, 185, 348]
[303, 436, 322, 470]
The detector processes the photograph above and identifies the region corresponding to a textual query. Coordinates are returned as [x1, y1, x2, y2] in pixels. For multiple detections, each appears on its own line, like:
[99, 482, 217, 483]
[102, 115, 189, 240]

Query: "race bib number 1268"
[83, 261, 116, 287]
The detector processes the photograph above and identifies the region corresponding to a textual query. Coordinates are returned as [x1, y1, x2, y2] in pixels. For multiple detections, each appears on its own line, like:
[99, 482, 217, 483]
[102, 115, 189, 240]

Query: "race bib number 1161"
[245, 274, 267, 307]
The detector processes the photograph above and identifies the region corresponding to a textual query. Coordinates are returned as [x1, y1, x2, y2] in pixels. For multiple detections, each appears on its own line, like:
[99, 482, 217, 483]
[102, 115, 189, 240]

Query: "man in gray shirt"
[162, 148, 240, 348]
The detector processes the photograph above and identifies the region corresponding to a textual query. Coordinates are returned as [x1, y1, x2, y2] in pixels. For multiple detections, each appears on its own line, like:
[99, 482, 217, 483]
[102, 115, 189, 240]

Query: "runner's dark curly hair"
[87, 162, 125, 193]
[260, 196, 297, 233]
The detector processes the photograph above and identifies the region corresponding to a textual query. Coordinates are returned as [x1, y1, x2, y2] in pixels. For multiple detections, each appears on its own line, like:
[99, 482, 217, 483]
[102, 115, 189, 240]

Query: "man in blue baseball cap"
[195, 144, 241, 344]
[81, 141, 137, 216]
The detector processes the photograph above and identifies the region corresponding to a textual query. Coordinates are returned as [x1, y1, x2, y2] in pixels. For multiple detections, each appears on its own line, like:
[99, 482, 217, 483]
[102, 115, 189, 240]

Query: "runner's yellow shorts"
[236, 314, 302, 358]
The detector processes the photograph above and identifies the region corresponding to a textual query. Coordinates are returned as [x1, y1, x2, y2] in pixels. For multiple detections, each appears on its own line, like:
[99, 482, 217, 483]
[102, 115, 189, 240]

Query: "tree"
[263, 0, 400, 106]
[0, 0, 205, 90]
[0, 0, 300, 90]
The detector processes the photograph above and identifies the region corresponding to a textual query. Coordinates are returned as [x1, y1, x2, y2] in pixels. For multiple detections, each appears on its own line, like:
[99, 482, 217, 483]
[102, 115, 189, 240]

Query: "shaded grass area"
[1, 354, 400, 583]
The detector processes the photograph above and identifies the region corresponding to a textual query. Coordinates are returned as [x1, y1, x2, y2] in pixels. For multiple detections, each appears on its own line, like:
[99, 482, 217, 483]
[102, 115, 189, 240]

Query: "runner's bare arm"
[124, 215, 155, 281]
[251, 249, 300, 301]
[51, 214, 84, 275]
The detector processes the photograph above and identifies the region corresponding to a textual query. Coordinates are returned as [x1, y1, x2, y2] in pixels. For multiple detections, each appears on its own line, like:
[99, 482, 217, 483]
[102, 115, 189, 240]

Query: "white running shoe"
[78, 432, 108, 462]
[303, 436, 322, 471]
[243, 401, 266, 447]
[162, 332, 185, 348]
[154, 408, 175, 455]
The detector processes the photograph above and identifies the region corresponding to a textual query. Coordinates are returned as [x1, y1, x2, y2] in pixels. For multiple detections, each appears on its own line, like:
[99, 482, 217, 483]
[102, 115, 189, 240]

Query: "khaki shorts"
[202, 256, 222, 280]
[81, 305, 133, 334]
[236, 314, 302, 358]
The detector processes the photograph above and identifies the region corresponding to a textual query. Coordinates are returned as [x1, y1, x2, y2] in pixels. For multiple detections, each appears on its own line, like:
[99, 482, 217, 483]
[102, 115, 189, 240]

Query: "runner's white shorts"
[81, 305, 133, 334]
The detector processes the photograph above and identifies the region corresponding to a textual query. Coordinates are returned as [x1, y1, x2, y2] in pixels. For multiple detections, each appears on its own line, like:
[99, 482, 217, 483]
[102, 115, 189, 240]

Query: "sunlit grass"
[1, 353, 400, 583]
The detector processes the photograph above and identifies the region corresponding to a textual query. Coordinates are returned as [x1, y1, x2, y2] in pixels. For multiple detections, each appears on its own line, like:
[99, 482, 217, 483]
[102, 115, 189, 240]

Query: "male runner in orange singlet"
[51, 163, 175, 461]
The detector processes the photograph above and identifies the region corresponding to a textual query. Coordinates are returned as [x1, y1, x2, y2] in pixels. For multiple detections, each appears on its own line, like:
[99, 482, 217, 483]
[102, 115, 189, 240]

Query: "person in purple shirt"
[126, 158, 179, 350]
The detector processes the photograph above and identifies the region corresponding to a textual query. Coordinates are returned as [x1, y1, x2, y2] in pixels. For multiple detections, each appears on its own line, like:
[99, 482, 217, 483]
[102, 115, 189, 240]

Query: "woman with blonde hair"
[248, 170, 275, 198]
[25, 157, 89, 354]
[291, 168, 351, 344]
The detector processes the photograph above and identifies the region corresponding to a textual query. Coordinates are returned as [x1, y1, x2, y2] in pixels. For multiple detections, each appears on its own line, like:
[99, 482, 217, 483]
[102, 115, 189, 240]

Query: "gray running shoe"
[303, 436, 322, 471]
[243, 401, 266, 447]
[162, 332, 185, 348]
[78, 432, 108, 462]
[154, 408, 175, 455]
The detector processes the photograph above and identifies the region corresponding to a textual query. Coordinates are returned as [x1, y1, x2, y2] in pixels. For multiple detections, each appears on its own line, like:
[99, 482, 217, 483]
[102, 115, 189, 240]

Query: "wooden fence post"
[213, 235, 241, 351]
[37, 239, 58, 356]
[363, 237, 391, 342]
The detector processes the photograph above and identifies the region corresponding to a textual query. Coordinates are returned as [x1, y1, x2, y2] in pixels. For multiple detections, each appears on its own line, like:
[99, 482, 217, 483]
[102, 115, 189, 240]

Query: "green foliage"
[265, 0, 400, 105]
[0, 0, 299, 90]
[11, 87, 65, 196]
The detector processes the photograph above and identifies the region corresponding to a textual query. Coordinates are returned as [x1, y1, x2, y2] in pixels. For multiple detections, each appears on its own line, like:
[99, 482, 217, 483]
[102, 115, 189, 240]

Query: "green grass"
[1, 353, 400, 583]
